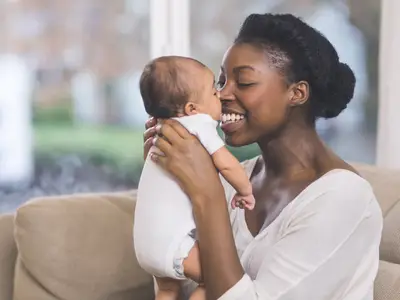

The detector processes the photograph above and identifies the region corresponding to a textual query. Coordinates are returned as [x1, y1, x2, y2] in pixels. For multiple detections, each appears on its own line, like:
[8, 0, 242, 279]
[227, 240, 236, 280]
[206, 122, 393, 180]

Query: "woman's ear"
[184, 102, 198, 116]
[289, 81, 309, 106]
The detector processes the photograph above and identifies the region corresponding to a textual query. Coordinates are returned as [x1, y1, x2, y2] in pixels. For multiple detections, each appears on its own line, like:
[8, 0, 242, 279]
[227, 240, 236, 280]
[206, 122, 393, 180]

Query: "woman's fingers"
[156, 123, 187, 147]
[143, 138, 153, 160]
[143, 125, 157, 160]
[161, 119, 192, 140]
[143, 126, 157, 143]
[145, 117, 157, 130]
[153, 135, 172, 154]
[149, 152, 167, 169]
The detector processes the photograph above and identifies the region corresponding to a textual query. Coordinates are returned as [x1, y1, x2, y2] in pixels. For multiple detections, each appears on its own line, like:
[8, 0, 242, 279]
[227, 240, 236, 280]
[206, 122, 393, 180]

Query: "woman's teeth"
[221, 113, 244, 124]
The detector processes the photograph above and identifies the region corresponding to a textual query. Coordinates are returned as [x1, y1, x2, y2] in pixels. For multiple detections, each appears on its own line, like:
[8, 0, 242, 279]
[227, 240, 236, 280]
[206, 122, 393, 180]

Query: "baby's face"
[193, 66, 221, 121]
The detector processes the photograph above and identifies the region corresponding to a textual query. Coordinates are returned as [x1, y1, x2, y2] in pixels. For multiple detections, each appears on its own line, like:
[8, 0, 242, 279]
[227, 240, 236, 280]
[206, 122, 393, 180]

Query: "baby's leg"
[155, 277, 181, 300]
[184, 243, 206, 300]
[154, 241, 201, 300]
[182, 241, 202, 283]
[189, 286, 206, 300]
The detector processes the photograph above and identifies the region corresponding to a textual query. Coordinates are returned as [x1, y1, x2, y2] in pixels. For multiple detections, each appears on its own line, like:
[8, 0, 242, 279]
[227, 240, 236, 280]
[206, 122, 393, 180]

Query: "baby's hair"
[235, 13, 356, 121]
[140, 56, 206, 118]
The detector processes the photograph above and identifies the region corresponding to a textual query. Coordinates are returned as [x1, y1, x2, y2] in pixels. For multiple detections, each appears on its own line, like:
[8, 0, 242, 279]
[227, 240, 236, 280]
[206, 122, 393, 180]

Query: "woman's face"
[218, 43, 292, 147]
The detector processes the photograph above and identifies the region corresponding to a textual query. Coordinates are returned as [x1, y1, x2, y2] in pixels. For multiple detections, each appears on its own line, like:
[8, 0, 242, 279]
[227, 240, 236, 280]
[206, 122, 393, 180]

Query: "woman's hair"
[235, 13, 356, 120]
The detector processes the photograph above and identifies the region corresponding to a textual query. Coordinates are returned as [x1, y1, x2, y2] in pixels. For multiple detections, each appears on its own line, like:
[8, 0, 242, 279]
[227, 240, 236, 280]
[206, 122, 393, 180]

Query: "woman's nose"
[219, 87, 235, 102]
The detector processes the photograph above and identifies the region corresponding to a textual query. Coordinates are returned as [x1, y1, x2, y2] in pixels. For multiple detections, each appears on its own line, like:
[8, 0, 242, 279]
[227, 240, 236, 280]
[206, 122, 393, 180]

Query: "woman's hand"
[150, 119, 225, 202]
[143, 117, 158, 160]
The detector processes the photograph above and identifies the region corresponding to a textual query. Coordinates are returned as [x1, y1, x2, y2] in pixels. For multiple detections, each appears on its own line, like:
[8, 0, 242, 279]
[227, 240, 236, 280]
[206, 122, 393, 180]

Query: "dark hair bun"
[317, 62, 356, 119]
[235, 13, 357, 121]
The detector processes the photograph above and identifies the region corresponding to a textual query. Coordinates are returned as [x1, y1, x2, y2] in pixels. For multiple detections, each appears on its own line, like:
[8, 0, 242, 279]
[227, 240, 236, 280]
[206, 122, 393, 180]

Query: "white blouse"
[183, 157, 383, 300]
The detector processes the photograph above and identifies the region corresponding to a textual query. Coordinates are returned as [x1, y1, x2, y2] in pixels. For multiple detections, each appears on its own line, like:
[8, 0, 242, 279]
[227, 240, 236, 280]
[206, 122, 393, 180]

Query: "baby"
[134, 56, 255, 300]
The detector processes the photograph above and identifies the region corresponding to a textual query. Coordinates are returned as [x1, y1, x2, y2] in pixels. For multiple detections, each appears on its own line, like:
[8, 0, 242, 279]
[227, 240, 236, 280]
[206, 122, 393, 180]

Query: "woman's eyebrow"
[233, 65, 256, 74]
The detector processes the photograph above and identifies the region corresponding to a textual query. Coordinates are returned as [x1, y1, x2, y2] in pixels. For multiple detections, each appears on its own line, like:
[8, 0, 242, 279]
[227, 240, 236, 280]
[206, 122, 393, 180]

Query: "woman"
[142, 13, 382, 300]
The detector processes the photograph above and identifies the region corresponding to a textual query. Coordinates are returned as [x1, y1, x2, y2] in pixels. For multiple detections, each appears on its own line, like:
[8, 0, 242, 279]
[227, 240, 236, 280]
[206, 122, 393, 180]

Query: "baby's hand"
[231, 193, 255, 210]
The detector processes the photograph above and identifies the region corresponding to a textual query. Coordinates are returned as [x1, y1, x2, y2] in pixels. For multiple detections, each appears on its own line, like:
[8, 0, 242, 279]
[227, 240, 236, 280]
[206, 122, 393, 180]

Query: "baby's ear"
[184, 102, 198, 116]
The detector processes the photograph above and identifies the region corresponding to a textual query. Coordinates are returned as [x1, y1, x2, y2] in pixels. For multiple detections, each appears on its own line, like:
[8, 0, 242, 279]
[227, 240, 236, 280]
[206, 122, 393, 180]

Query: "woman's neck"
[257, 122, 329, 179]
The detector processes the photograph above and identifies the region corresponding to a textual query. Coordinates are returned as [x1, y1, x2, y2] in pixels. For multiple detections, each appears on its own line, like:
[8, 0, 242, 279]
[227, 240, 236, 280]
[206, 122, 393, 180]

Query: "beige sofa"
[0, 163, 400, 300]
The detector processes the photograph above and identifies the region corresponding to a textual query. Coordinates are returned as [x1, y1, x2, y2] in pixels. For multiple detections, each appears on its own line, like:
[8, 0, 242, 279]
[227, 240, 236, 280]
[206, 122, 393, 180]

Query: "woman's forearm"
[192, 193, 245, 300]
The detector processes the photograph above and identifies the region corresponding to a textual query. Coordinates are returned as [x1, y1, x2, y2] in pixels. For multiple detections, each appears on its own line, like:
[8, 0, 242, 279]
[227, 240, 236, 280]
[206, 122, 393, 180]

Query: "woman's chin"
[221, 120, 248, 146]
[224, 134, 250, 148]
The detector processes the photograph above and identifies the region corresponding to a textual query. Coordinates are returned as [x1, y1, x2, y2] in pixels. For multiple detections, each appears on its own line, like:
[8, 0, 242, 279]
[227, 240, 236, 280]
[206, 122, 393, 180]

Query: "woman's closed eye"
[237, 82, 255, 88]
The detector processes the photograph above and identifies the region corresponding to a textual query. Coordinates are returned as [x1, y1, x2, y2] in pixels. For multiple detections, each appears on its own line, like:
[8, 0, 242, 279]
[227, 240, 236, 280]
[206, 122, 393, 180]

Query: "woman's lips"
[220, 118, 245, 134]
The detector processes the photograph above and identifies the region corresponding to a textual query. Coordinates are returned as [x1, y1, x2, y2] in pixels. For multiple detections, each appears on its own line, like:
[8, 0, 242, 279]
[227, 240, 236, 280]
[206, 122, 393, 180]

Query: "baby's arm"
[212, 147, 255, 210]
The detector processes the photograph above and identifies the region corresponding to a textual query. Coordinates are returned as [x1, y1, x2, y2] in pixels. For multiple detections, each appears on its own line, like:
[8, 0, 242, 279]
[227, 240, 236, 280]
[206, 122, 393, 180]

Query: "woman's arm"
[150, 120, 245, 299]
[192, 190, 245, 299]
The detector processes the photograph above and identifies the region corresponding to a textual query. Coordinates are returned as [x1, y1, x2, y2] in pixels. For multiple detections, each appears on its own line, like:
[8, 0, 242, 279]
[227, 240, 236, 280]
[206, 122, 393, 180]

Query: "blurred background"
[0, 0, 383, 212]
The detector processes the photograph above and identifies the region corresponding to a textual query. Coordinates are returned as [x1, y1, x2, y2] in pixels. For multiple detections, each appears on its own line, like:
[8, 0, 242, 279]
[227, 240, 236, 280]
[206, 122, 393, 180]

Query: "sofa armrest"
[13, 191, 154, 300]
[0, 213, 17, 300]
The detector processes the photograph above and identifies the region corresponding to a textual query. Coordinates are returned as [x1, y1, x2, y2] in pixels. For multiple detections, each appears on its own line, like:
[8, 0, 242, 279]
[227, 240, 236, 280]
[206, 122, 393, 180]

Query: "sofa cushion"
[13, 191, 154, 300]
[380, 201, 400, 265]
[354, 163, 400, 265]
[0, 214, 17, 300]
[374, 260, 400, 300]
[354, 163, 400, 216]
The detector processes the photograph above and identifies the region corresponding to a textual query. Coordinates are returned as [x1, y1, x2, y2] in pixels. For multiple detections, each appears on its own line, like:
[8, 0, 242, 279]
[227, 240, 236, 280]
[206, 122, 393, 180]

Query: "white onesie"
[134, 113, 224, 279]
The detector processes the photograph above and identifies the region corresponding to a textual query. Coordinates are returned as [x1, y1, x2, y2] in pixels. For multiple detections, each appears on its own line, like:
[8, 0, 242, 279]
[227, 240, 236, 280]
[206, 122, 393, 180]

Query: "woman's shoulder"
[290, 169, 382, 224]
[315, 169, 374, 199]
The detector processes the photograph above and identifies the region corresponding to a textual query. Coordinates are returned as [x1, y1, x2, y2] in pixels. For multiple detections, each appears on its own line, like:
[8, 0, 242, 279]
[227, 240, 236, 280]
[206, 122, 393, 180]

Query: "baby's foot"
[231, 193, 255, 210]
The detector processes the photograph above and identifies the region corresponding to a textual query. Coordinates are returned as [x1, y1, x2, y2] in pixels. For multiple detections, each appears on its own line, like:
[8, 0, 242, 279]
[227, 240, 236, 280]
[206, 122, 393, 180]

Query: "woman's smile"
[220, 109, 247, 134]
[220, 116, 245, 134]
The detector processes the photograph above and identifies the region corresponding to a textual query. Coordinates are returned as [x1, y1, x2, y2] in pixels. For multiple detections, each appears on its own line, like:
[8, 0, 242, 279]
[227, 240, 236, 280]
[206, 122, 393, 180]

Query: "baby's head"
[139, 56, 221, 120]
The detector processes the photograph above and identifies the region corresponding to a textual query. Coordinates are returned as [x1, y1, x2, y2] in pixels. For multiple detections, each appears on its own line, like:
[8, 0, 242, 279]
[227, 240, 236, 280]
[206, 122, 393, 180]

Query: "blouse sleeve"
[218, 174, 382, 300]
